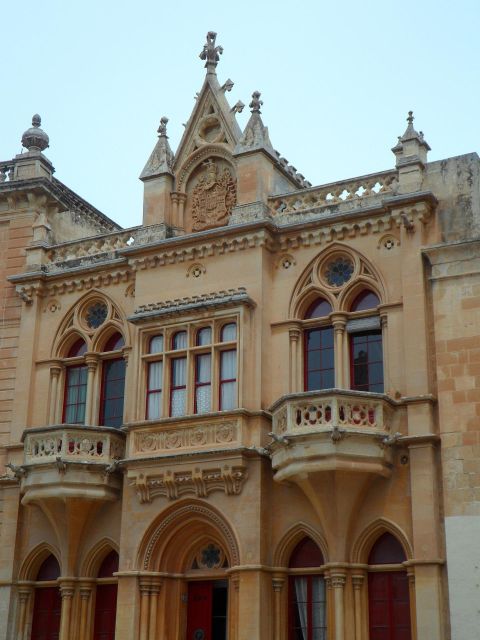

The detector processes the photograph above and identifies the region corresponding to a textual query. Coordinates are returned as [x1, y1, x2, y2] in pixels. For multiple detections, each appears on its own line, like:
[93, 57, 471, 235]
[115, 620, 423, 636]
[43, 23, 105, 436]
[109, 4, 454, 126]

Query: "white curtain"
[221, 323, 237, 341]
[147, 361, 163, 419]
[149, 335, 164, 354]
[220, 351, 237, 410]
[173, 331, 187, 349]
[195, 354, 211, 413]
[312, 577, 327, 640]
[171, 358, 186, 416]
[294, 577, 308, 640]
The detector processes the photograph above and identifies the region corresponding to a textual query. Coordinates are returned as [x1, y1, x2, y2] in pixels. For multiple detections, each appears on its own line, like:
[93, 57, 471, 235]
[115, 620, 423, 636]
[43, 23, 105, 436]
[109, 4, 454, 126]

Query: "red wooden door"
[31, 587, 61, 640]
[186, 582, 212, 640]
[368, 571, 411, 640]
[93, 583, 118, 640]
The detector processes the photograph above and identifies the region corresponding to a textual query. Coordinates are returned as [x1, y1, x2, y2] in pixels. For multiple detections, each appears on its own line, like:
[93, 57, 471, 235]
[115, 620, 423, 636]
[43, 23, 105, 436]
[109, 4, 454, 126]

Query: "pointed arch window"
[367, 533, 411, 640]
[99, 333, 126, 428]
[93, 551, 119, 640]
[303, 299, 334, 391]
[63, 338, 88, 424]
[348, 290, 384, 393]
[288, 537, 327, 640]
[31, 555, 61, 640]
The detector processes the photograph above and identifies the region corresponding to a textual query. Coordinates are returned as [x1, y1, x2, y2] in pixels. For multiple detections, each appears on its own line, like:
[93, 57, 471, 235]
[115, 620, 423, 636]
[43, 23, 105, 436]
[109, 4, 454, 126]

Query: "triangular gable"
[173, 74, 242, 172]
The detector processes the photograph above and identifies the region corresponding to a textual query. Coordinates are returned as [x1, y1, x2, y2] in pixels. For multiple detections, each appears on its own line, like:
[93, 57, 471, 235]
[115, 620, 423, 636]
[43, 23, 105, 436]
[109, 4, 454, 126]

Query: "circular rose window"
[85, 302, 108, 329]
[324, 257, 354, 287]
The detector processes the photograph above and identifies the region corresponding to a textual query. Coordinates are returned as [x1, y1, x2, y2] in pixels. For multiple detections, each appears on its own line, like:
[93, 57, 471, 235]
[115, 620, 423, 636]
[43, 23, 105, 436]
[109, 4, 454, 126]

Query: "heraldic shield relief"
[191, 159, 237, 231]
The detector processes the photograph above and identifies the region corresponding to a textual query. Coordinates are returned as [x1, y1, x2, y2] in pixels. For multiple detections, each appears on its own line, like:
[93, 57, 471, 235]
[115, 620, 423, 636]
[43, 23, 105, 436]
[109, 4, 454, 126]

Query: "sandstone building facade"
[1, 32, 479, 640]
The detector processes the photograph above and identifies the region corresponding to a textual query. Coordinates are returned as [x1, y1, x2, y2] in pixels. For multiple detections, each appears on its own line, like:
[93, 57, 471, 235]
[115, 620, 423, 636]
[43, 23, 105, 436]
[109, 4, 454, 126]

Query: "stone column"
[331, 313, 347, 388]
[272, 574, 286, 640]
[331, 572, 346, 640]
[84, 353, 99, 425]
[59, 582, 75, 640]
[351, 574, 365, 640]
[171, 192, 179, 227]
[325, 576, 334, 640]
[407, 569, 417, 640]
[78, 582, 93, 640]
[49, 363, 62, 424]
[177, 193, 187, 229]
[17, 585, 33, 640]
[138, 579, 151, 640]
[148, 578, 162, 639]
[380, 314, 388, 391]
[289, 328, 301, 393]
[228, 573, 240, 640]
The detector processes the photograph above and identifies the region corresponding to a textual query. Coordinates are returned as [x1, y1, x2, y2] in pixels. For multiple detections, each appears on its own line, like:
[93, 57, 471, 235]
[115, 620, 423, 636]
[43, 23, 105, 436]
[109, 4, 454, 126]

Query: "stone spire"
[140, 117, 174, 179]
[21, 114, 49, 153]
[199, 31, 223, 74]
[234, 91, 275, 157]
[392, 110, 430, 167]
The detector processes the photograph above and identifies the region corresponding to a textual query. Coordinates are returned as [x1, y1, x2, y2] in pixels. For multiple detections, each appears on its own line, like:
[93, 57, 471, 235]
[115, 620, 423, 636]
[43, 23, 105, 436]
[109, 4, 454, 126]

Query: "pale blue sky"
[2, 0, 479, 228]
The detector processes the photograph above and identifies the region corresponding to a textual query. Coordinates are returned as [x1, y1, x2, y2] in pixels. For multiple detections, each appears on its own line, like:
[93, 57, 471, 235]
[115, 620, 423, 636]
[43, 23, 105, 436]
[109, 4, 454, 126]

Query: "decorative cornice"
[128, 288, 254, 323]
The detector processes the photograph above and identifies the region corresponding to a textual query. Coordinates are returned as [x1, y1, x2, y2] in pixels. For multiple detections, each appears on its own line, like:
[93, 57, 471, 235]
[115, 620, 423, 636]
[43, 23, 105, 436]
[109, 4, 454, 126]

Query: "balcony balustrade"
[270, 390, 401, 483]
[20, 425, 125, 503]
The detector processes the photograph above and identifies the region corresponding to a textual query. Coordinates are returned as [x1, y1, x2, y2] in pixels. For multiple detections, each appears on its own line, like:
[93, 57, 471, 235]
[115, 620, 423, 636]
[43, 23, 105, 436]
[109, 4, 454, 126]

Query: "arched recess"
[138, 500, 241, 573]
[337, 276, 384, 312]
[289, 243, 387, 319]
[55, 329, 91, 359]
[176, 144, 236, 193]
[351, 517, 413, 564]
[51, 289, 130, 359]
[81, 537, 119, 579]
[19, 543, 62, 581]
[273, 522, 328, 567]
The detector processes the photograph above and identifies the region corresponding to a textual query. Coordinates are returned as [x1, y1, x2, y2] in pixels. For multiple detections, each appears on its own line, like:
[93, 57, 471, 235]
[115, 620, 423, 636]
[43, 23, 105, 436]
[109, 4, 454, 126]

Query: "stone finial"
[250, 91, 263, 114]
[157, 116, 169, 137]
[21, 114, 49, 152]
[199, 31, 223, 72]
[230, 101, 245, 114]
[221, 78, 234, 93]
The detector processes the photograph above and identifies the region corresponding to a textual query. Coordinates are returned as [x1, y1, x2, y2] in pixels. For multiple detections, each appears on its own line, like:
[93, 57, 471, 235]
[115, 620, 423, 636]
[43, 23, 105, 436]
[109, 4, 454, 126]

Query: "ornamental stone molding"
[128, 460, 248, 503]
[190, 159, 236, 231]
[133, 421, 239, 455]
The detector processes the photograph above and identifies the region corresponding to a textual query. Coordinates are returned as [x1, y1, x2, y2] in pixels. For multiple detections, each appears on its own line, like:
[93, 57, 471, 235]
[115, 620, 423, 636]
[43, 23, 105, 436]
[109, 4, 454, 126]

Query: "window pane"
[196, 385, 211, 414]
[148, 361, 163, 390]
[100, 359, 125, 428]
[321, 327, 334, 349]
[321, 370, 335, 389]
[220, 381, 236, 410]
[307, 329, 322, 350]
[147, 391, 162, 419]
[149, 335, 164, 354]
[196, 327, 212, 346]
[305, 327, 334, 391]
[64, 365, 87, 424]
[351, 331, 384, 392]
[220, 350, 236, 379]
[221, 323, 237, 342]
[172, 331, 187, 350]
[172, 358, 186, 385]
[171, 389, 186, 416]
[196, 354, 211, 383]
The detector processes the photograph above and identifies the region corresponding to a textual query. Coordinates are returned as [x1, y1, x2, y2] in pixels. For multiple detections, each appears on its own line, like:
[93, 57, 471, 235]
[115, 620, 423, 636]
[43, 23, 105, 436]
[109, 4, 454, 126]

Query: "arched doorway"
[93, 550, 119, 640]
[31, 554, 61, 640]
[185, 543, 229, 640]
[368, 532, 411, 640]
[288, 537, 327, 640]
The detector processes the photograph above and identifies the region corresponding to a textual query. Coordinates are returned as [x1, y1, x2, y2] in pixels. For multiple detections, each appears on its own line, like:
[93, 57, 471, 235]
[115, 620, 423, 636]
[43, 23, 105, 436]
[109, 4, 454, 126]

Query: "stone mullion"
[331, 314, 347, 389]
[78, 582, 94, 640]
[49, 363, 62, 424]
[272, 574, 286, 640]
[177, 193, 187, 229]
[84, 354, 99, 426]
[59, 581, 75, 640]
[330, 572, 346, 640]
[380, 314, 388, 391]
[288, 328, 301, 393]
[325, 575, 334, 640]
[351, 573, 365, 640]
[17, 585, 33, 640]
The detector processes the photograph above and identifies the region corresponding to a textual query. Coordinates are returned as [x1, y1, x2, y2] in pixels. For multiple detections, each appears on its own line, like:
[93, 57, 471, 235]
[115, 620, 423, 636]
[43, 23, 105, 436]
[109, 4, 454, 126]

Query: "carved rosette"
[190, 159, 236, 231]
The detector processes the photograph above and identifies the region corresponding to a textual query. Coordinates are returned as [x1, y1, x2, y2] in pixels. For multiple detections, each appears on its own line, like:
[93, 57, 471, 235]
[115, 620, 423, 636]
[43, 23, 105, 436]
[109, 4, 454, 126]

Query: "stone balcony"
[270, 390, 400, 483]
[19, 425, 125, 504]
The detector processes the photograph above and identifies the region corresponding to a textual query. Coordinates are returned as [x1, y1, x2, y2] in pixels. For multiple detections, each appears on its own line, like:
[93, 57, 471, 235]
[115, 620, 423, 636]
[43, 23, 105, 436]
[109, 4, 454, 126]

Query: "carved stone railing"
[271, 390, 393, 436]
[0, 161, 15, 183]
[23, 425, 125, 465]
[44, 223, 176, 270]
[268, 170, 398, 218]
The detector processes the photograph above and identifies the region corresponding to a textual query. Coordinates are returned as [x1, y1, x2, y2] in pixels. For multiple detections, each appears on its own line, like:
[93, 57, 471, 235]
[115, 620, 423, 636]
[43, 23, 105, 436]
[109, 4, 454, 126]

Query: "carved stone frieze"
[133, 421, 239, 454]
[129, 461, 247, 503]
[191, 159, 236, 231]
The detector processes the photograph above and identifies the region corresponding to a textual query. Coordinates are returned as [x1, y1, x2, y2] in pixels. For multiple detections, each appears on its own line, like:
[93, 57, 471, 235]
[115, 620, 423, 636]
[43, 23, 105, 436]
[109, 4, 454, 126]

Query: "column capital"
[84, 352, 100, 369]
[330, 312, 348, 329]
[59, 581, 75, 598]
[289, 327, 301, 341]
[351, 574, 365, 590]
[329, 571, 347, 588]
[171, 192, 179, 204]
[272, 576, 286, 592]
[50, 361, 63, 376]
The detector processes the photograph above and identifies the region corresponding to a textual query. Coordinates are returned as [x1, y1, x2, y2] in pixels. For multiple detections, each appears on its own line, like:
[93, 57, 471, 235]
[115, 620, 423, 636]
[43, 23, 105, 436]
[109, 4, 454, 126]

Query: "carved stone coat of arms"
[191, 159, 236, 231]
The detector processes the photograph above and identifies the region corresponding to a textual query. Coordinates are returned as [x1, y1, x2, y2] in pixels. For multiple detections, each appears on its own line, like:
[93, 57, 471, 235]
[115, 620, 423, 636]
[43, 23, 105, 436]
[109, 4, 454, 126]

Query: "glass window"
[172, 331, 187, 350]
[304, 327, 334, 391]
[196, 327, 212, 346]
[350, 331, 384, 392]
[351, 290, 380, 312]
[220, 350, 237, 410]
[304, 299, 332, 319]
[100, 359, 126, 428]
[170, 357, 187, 416]
[195, 353, 211, 414]
[147, 361, 163, 419]
[221, 323, 237, 342]
[103, 332, 125, 352]
[149, 335, 164, 354]
[63, 365, 88, 424]
[67, 338, 87, 358]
